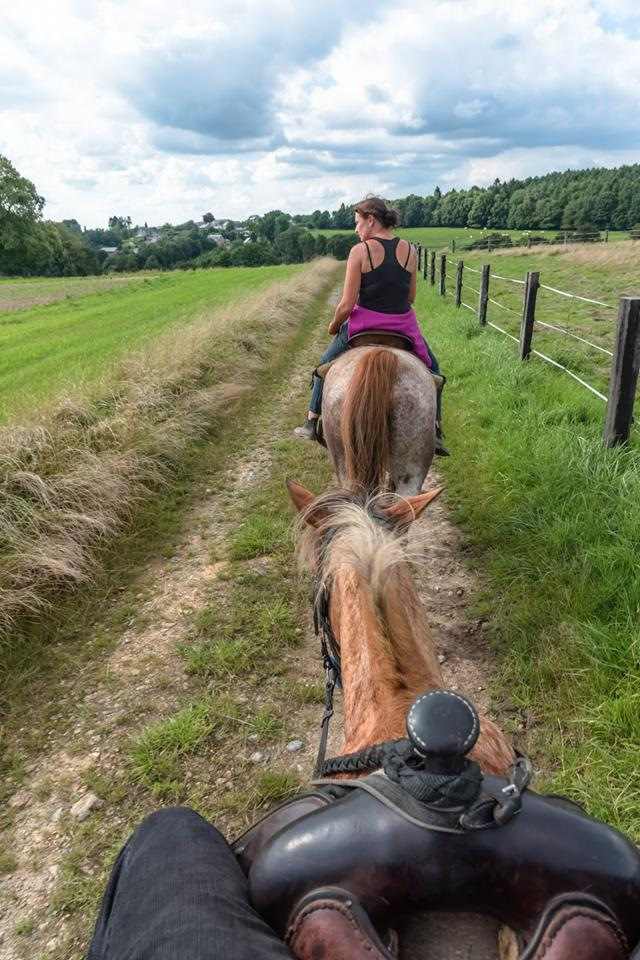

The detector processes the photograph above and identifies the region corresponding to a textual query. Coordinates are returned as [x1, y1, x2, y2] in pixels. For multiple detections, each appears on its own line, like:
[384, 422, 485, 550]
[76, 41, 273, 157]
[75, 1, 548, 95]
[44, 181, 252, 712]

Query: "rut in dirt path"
[1, 282, 509, 960]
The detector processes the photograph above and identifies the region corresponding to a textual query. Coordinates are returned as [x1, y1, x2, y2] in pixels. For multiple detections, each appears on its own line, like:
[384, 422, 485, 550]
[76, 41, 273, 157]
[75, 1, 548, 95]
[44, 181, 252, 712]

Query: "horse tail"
[340, 348, 398, 491]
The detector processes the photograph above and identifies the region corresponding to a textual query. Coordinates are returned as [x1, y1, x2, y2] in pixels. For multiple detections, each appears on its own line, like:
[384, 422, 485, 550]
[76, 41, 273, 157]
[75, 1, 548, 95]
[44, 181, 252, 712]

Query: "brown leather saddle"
[316, 329, 444, 389]
[234, 691, 640, 960]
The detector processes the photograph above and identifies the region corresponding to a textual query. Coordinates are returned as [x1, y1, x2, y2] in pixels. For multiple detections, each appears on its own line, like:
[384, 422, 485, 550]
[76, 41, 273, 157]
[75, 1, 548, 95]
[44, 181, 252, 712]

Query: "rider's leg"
[423, 342, 450, 457]
[86, 807, 292, 960]
[295, 322, 350, 440]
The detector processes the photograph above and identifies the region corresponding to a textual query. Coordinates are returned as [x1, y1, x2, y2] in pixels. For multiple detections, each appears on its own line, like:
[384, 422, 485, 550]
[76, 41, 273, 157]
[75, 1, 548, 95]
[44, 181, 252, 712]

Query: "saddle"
[315, 329, 444, 389]
[234, 691, 640, 960]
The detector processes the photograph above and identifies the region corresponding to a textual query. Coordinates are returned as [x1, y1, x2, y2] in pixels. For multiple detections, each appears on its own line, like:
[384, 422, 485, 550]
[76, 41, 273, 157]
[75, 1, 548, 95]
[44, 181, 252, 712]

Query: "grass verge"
[416, 279, 640, 840]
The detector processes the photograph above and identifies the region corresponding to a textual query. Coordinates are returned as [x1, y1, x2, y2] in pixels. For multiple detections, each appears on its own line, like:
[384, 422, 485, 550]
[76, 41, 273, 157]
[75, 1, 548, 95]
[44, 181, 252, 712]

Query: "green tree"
[202, 212, 214, 223]
[0, 154, 45, 273]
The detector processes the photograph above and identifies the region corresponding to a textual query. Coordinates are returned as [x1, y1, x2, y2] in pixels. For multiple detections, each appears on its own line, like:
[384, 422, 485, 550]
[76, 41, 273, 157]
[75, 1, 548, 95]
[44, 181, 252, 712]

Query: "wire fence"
[446, 229, 621, 255]
[416, 243, 640, 446]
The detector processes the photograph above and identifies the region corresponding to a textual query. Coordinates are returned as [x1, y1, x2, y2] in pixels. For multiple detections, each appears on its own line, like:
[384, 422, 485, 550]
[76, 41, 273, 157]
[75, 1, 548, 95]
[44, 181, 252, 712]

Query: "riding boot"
[294, 418, 318, 442]
[435, 424, 450, 457]
[286, 887, 396, 960]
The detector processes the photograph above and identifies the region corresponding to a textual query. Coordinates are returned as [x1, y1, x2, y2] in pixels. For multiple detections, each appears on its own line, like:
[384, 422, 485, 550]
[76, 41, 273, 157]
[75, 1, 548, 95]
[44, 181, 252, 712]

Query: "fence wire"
[492, 272, 526, 286]
[486, 315, 608, 402]
[534, 319, 614, 357]
[539, 283, 615, 310]
[488, 297, 520, 316]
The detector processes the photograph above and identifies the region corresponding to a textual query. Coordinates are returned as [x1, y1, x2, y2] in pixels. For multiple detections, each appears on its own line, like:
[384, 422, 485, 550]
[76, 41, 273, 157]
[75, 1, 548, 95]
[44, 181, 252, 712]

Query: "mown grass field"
[416, 269, 640, 840]
[0, 275, 143, 313]
[0, 265, 303, 422]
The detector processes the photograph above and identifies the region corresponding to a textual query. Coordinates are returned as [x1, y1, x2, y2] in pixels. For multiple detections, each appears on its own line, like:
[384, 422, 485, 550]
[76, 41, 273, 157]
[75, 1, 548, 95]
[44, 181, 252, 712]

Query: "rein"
[312, 575, 341, 778]
[311, 506, 407, 779]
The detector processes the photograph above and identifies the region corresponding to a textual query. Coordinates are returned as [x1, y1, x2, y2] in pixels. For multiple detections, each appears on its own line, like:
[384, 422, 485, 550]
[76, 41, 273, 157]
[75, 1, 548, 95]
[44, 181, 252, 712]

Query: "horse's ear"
[380, 487, 443, 525]
[285, 477, 326, 527]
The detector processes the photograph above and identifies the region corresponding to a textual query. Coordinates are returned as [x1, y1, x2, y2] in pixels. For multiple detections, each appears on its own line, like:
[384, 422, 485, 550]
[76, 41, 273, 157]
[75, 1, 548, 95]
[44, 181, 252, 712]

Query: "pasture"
[444, 241, 640, 399]
[0, 265, 303, 422]
[314, 225, 631, 247]
[415, 257, 640, 838]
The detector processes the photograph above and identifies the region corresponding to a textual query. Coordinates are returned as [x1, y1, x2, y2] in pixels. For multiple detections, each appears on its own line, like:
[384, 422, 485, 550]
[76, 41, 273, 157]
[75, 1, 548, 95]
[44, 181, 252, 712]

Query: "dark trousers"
[86, 807, 292, 960]
[309, 324, 444, 422]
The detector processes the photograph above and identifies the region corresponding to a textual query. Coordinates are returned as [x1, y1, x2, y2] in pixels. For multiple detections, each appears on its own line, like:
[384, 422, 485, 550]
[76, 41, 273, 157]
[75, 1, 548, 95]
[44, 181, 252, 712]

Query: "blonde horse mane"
[297, 489, 426, 654]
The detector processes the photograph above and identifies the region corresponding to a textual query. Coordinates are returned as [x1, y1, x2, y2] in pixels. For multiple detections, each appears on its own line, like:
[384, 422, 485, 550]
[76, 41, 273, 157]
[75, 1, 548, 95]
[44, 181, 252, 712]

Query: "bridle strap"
[314, 661, 338, 778]
[312, 574, 342, 777]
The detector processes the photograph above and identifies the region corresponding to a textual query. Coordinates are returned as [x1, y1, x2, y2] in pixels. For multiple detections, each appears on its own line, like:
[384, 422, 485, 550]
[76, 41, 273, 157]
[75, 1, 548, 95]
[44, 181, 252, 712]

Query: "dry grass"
[488, 239, 640, 268]
[0, 259, 338, 634]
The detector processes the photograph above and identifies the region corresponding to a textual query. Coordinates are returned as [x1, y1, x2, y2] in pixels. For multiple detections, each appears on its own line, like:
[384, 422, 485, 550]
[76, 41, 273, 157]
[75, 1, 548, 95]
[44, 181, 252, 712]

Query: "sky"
[1, 0, 639, 228]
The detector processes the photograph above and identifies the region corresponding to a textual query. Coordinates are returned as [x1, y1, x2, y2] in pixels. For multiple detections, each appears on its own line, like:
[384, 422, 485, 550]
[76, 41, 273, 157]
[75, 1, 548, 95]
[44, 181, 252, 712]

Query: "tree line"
[300, 163, 640, 233]
[2, 152, 639, 278]
[0, 155, 357, 277]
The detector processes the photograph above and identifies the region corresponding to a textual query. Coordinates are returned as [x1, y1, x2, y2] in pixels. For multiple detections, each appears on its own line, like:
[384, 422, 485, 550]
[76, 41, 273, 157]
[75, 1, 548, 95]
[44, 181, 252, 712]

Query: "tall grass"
[417, 280, 640, 839]
[0, 259, 338, 637]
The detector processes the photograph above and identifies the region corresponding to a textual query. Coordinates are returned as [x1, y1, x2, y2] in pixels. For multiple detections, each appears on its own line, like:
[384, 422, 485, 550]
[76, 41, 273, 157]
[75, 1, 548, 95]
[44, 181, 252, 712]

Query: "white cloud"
[1, 0, 639, 225]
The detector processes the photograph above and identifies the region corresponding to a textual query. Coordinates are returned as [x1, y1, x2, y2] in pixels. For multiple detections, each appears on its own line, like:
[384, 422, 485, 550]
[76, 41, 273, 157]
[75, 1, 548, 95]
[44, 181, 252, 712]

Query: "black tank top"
[358, 237, 411, 314]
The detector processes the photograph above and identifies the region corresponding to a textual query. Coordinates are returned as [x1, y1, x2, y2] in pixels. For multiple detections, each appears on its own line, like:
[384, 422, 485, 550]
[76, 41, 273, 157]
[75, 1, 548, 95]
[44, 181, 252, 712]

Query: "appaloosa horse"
[320, 345, 437, 496]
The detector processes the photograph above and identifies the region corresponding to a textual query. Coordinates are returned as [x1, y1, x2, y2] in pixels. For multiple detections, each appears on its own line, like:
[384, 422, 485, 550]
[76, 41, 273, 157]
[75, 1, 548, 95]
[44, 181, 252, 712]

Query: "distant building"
[100, 246, 118, 255]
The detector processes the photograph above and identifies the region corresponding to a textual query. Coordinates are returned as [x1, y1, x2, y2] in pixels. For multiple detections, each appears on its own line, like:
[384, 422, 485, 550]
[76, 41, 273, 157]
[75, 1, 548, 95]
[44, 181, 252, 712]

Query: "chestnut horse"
[321, 346, 437, 496]
[287, 478, 515, 775]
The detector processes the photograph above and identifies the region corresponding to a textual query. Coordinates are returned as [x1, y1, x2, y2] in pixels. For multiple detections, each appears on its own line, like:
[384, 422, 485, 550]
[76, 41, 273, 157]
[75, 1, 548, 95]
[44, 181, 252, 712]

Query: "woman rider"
[294, 195, 449, 455]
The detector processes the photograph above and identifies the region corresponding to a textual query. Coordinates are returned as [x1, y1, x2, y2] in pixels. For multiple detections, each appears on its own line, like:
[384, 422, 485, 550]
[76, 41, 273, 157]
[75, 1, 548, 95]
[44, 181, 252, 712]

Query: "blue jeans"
[86, 807, 292, 959]
[310, 322, 350, 415]
[309, 323, 444, 423]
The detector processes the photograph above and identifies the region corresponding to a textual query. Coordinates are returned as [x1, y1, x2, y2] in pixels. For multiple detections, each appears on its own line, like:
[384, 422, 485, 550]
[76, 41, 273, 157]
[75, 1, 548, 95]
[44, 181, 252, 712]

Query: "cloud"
[2, 0, 640, 226]
[120, 1, 384, 148]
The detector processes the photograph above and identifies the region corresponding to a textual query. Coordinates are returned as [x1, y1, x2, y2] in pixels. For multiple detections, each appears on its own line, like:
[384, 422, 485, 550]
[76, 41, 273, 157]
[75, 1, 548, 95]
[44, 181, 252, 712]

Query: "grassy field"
[438, 242, 640, 401]
[0, 266, 303, 422]
[314, 226, 631, 248]
[416, 273, 640, 840]
[0, 275, 144, 313]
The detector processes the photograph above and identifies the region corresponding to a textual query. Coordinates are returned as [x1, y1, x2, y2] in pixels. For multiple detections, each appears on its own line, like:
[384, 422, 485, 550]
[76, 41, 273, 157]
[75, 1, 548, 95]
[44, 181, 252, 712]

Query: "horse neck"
[330, 563, 444, 756]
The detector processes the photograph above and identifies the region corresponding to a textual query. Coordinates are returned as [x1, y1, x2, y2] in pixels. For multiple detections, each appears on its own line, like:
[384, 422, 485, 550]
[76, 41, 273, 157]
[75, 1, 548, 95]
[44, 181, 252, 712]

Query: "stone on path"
[286, 740, 304, 753]
[70, 792, 102, 821]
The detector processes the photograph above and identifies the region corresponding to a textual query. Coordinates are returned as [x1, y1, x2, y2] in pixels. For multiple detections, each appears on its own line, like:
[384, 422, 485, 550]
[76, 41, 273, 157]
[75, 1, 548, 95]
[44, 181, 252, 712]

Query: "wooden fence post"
[478, 264, 490, 326]
[417, 245, 422, 271]
[455, 259, 463, 307]
[439, 254, 446, 296]
[519, 271, 540, 360]
[603, 297, 640, 447]
[605, 229, 609, 243]
[423, 248, 428, 281]
[429, 251, 435, 286]
[452, 238, 456, 253]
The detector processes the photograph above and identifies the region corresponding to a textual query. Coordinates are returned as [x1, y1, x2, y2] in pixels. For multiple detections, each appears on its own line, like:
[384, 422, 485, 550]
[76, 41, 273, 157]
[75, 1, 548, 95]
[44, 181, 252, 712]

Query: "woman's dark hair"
[354, 196, 400, 229]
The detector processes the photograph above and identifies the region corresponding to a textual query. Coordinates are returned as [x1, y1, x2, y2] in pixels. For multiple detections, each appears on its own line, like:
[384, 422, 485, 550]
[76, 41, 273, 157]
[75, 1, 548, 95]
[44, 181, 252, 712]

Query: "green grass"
[255, 770, 300, 804]
[442, 243, 640, 400]
[0, 265, 302, 422]
[314, 226, 631, 248]
[416, 278, 640, 840]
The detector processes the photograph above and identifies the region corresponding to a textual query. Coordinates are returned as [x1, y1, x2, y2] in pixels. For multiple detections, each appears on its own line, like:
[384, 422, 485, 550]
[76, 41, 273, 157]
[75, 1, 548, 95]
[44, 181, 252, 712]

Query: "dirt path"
[0, 284, 508, 960]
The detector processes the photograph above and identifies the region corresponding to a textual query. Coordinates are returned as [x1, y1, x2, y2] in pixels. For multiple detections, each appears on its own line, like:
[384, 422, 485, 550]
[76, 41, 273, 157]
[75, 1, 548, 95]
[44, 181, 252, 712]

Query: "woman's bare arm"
[328, 245, 362, 334]
[407, 245, 417, 304]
